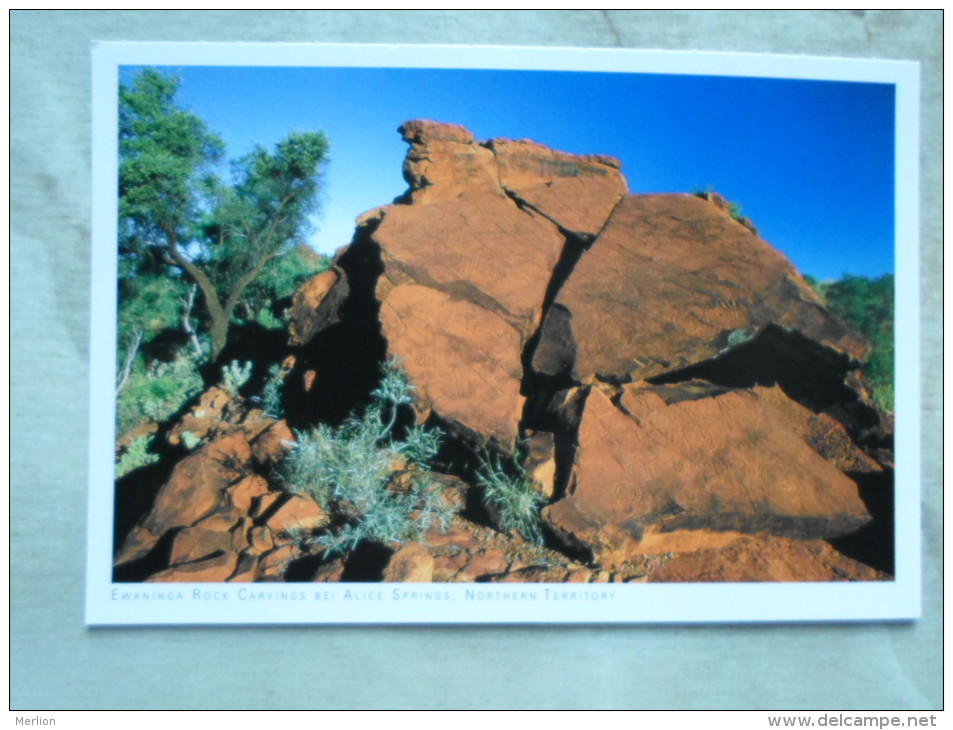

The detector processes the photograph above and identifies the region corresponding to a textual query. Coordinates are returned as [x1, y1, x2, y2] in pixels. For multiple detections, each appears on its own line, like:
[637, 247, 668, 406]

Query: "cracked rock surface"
[352, 120, 889, 571]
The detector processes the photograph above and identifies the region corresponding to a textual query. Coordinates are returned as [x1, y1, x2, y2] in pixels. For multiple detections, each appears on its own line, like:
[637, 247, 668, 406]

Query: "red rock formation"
[647, 535, 889, 582]
[165, 386, 233, 446]
[349, 120, 882, 568]
[490, 137, 625, 239]
[116, 119, 892, 583]
[542, 385, 871, 567]
[264, 494, 328, 538]
[146, 552, 239, 583]
[125, 432, 252, 562]
[340, 121, 628, 453]
[542, 193, 866, 385]
[113, 391, 321, 583]
[382, 542, 435, 582]
[378, 283, 524, 447]
[287, 267, 348, 346]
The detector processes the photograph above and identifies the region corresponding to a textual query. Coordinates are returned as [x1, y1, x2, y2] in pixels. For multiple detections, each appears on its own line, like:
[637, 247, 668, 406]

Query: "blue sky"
[123, 65, 895, 280]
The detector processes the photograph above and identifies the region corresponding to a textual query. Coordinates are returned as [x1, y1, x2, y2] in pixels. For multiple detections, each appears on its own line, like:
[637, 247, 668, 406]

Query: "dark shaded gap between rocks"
[112, 437, 190, 556]
[420, 410, 499, 531]
[340, 541, 394, 582]
[516, 221, 592, 506]
[540, 236, 591, 312]
[826, 468, 895, 576]
[525, 386, 589, 504]
[646, 323, 882, 435]
[113, 527, 182, 582]
[249, 491, 292, 528]
[508, 221, 598, 556]
[540, 520, 596, 567]
[501, 187, 626, 258]
[283, 222, 389, 431]
[500, 189, 594, 307]
[283, 552, 331, 582]
[520, 305, 577, 417]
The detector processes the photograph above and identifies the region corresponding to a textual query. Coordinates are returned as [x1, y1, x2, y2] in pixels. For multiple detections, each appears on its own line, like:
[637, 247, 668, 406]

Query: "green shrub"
[237, 245, 332, 329]
[277, 359, 452, 557]
[181, 430, 202, 450]
[253, 363, 286, 419]
[690, 187, 745, 223]
[726, 327, 756, 348]
[116, 435, 160, 478]
[116, 352, 204, 436]
[476, 449, 545, 545]
[808, 273, 894, 412]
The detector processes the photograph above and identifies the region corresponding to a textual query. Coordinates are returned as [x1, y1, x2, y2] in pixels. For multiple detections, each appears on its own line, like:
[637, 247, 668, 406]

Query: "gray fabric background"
[10, 10, 942, 710]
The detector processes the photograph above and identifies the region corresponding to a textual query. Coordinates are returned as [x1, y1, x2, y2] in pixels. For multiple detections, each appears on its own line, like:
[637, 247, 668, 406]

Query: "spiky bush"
[220, 360, 253, 397]
[252, 363, 286, 419]
[277, 359, 452, 557]
[476, 449, 546, 545]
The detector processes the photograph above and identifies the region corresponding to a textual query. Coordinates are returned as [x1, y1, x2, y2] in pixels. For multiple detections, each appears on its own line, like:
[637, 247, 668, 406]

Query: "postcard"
[87, 42, 921, 625]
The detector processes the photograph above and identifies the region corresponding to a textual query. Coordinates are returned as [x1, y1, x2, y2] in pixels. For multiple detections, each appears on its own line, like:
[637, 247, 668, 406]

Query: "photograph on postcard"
[87, 44, 919, 624]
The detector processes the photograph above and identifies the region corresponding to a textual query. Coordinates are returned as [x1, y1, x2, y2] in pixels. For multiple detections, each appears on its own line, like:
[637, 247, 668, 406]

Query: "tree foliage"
[118, 67, 330, 362]
[234, 243, 331, 328]
[119, 68, 224, 259]
[809, 273, 894, 412]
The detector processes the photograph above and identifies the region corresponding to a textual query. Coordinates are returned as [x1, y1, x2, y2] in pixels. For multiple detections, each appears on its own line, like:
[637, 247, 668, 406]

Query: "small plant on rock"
[277, 358, 453, 557]
[116, 435, 160, 478]
[252, 363, 286, 419]
[691, 187, 747, 224]
[220, 360, 253, 397]
[180, 430, 202, 450]
[726, 327, 756, 348]
[476, 448, 546, 545]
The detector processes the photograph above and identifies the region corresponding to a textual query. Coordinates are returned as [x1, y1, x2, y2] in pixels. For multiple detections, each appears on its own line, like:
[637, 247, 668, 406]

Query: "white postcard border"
[87, 42, 921, 626]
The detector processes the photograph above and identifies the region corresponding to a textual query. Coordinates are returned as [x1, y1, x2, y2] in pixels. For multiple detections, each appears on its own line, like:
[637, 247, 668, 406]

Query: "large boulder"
[489, 136, 625, 239]
[284, 120, 887, 569]
[378, 283, 524, 448]
[337, 120, 628, 452]
[542, 385, 871, 567]
[538, 193, 867, 386]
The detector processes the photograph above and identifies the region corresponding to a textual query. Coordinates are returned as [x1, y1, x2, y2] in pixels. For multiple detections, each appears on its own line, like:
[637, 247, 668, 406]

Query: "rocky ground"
[114, 119, 894, 584]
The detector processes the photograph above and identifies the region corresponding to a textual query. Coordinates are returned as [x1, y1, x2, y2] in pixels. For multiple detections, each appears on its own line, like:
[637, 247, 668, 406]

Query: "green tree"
[809, 273, 894, 412]
[119, 67, 330, 362]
